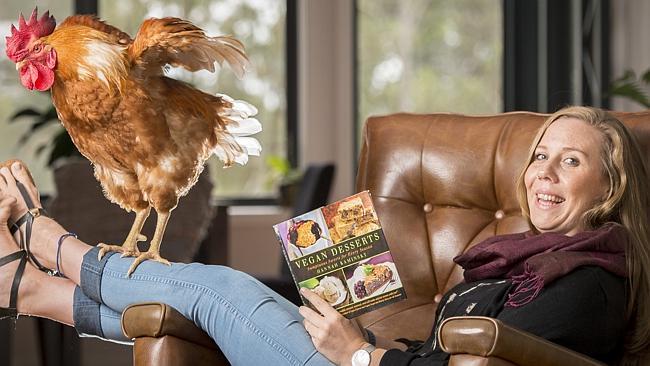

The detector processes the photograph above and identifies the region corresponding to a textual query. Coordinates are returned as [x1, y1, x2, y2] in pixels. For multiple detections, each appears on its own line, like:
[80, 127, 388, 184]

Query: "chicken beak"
[16, 60, 26, 71]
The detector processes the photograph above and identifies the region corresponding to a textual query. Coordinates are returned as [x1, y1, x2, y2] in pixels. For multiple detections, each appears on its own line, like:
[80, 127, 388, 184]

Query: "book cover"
[273, 191, 406, 318]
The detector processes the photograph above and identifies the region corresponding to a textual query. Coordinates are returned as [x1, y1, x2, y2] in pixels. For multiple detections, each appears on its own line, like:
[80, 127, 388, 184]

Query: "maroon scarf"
[453, 223, 628, 307]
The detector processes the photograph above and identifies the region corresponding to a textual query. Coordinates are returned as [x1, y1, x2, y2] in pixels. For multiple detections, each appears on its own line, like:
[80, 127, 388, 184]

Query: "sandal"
[9, 198, 55, 276]
[1, 161, 58, 277]
[0, 249, 27, 320]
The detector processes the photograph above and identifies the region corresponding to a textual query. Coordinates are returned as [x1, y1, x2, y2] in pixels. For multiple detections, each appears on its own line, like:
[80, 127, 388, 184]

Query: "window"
[356, 0, 503, 137]
[0, 0, 290, 200]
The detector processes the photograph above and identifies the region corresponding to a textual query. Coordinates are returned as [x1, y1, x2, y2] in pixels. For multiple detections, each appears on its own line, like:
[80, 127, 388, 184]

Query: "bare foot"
[0, 191, 44, 316]
[0, 162, 68, 272]
[0, 161, 41, 231]
[0, 192, 21, 284]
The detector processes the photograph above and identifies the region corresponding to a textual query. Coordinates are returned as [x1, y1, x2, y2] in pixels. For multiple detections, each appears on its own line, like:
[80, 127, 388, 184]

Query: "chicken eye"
[33, 44, 41, 52]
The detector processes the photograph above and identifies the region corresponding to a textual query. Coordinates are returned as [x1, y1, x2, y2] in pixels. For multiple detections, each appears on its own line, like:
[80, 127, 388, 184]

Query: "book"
[273, 191, 407, 318]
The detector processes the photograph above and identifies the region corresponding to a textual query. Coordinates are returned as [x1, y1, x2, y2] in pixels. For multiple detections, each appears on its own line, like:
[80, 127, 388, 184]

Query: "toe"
[125, 252, 171, 276]
[154, 255, 171, 266]
[0, 162, 41, 225]
[10, 163, 39, 204]
[120, 249, 140, 258]
[127, 258, 145, 277]
[0, 195, 16, 225]
[0, 168, 16, 192]
[0, 173, 7, 190]
[97, 243, 110, 260]
[0, 169, 22, 222]
[11, 162, 36, 188]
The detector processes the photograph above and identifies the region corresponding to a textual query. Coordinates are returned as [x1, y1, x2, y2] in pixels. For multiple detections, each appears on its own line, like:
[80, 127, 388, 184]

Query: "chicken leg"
[126, 210, 171, 276]
[97, 207, 151, 260]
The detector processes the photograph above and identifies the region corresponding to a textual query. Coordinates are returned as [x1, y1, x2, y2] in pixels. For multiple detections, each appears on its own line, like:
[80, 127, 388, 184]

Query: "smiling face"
[524, 117, 609, 236]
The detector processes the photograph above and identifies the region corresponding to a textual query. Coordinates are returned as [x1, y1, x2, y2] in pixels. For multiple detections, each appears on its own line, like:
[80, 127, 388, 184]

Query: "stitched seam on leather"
[433, 204, 493, 212]
[421, 118, 439, 295]
[491, 118, 510, 228]
[156, 304, 165, 337]
[373, 195, 417, 205]
[486, 317, 499, 355]
[104, 269, 305, 366]
[420, 117, 431, 210]
[436, 317, 451, 352]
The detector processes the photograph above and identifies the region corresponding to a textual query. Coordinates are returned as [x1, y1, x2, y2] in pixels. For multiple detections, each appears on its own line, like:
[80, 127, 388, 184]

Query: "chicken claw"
[126, 251, 171, 276]
[97, 234, 146, 260]
[97, 243, 139, 260]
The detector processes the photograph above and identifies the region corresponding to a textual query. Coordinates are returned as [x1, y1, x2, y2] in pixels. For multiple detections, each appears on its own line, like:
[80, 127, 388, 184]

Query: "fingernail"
[0, 167, 8, 174]
[11, 162, 20, 172]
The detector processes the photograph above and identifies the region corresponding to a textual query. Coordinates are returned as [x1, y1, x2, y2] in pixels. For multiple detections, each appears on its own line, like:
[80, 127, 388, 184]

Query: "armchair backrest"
[355, 111, 650, 342]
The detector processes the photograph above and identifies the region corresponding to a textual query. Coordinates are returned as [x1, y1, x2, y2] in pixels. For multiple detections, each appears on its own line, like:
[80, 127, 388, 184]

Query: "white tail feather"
[227, 118, 262, 136]
[235, 136, 262, 156]
[217, 93, 258, 117]
[214, 93, 262, 167]
[212, 145, 228, 163]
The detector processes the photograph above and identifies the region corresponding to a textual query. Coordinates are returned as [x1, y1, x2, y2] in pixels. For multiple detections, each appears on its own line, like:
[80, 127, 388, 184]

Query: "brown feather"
[60, 15, 132, 45]
[128, 17, 250, 79]
[38, 15, 255, 223]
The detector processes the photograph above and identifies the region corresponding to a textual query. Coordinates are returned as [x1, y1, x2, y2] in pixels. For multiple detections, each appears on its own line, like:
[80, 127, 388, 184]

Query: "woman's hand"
[299, 288, 367, 365]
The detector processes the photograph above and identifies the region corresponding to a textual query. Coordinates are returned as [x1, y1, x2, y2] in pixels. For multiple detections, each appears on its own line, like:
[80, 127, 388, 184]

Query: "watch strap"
[365, 328, 377, 346]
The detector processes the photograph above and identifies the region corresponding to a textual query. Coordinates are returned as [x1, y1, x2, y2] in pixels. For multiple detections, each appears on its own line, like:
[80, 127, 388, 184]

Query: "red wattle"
[19, 63, 37, 90]
[18, 60, 55, 91]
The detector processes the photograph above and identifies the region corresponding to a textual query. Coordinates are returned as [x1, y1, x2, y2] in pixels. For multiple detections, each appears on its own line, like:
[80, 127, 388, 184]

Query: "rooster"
[5, 8, 262, 275]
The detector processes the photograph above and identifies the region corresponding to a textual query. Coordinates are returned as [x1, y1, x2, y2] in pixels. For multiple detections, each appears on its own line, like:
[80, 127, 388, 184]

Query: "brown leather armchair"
[122, 111, 650, 365]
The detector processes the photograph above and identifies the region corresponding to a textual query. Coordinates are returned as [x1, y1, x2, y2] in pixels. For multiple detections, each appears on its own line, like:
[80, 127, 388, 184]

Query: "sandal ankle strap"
[22, 212, 57, 276]
[0, 250, 27, 313]
[0, 250, 24, 267]
[10, 181, 56, 276]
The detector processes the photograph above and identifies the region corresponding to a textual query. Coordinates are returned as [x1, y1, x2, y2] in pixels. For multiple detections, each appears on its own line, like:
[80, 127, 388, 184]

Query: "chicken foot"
[97, 207, 151, 260]
[126, 210, 171, 276]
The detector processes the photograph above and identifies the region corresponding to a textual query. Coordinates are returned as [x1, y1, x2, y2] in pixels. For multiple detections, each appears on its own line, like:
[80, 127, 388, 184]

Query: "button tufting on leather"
[423, 203, 433, 213]
[495, 210, 505, 220]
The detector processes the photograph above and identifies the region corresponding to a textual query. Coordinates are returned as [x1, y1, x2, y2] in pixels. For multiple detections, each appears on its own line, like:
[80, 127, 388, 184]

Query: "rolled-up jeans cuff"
[80, 247, 115, 303]
[73, 286, 103, 338]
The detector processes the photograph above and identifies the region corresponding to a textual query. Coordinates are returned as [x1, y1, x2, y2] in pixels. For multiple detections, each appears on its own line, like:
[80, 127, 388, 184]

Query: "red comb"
[5, 7, 56, 62]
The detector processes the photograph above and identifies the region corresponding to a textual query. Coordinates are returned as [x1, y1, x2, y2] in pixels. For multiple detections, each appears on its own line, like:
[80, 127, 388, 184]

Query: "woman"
[0, 106, 647, 365]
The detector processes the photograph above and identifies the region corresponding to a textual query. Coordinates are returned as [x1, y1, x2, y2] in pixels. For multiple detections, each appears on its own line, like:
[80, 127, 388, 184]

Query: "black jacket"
[380, 266, 626, 365]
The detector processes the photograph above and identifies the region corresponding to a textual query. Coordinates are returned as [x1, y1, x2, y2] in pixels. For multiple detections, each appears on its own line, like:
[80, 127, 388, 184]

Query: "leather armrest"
[121, 302, 218, 350]
[438, 316, 604, 366]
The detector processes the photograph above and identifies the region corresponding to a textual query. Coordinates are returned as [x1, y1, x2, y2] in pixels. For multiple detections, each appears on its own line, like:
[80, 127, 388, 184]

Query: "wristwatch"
[351, 343, 376, 366]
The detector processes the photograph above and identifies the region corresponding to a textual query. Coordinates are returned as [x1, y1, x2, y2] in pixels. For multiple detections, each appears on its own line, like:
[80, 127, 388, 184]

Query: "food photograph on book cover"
[273, 190, 407, 318]
[344, 252, 403, 303]
[299, 270, 351, 307]
[321, 192, 381, 244]
[274, 210, 333, 260]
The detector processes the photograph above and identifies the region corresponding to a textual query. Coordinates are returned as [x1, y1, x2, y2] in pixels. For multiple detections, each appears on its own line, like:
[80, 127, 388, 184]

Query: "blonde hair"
[515, 106, 650, 364]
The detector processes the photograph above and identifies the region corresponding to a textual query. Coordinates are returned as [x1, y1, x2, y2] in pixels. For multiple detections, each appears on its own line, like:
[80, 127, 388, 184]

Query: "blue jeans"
[72, 247, 333, 366]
